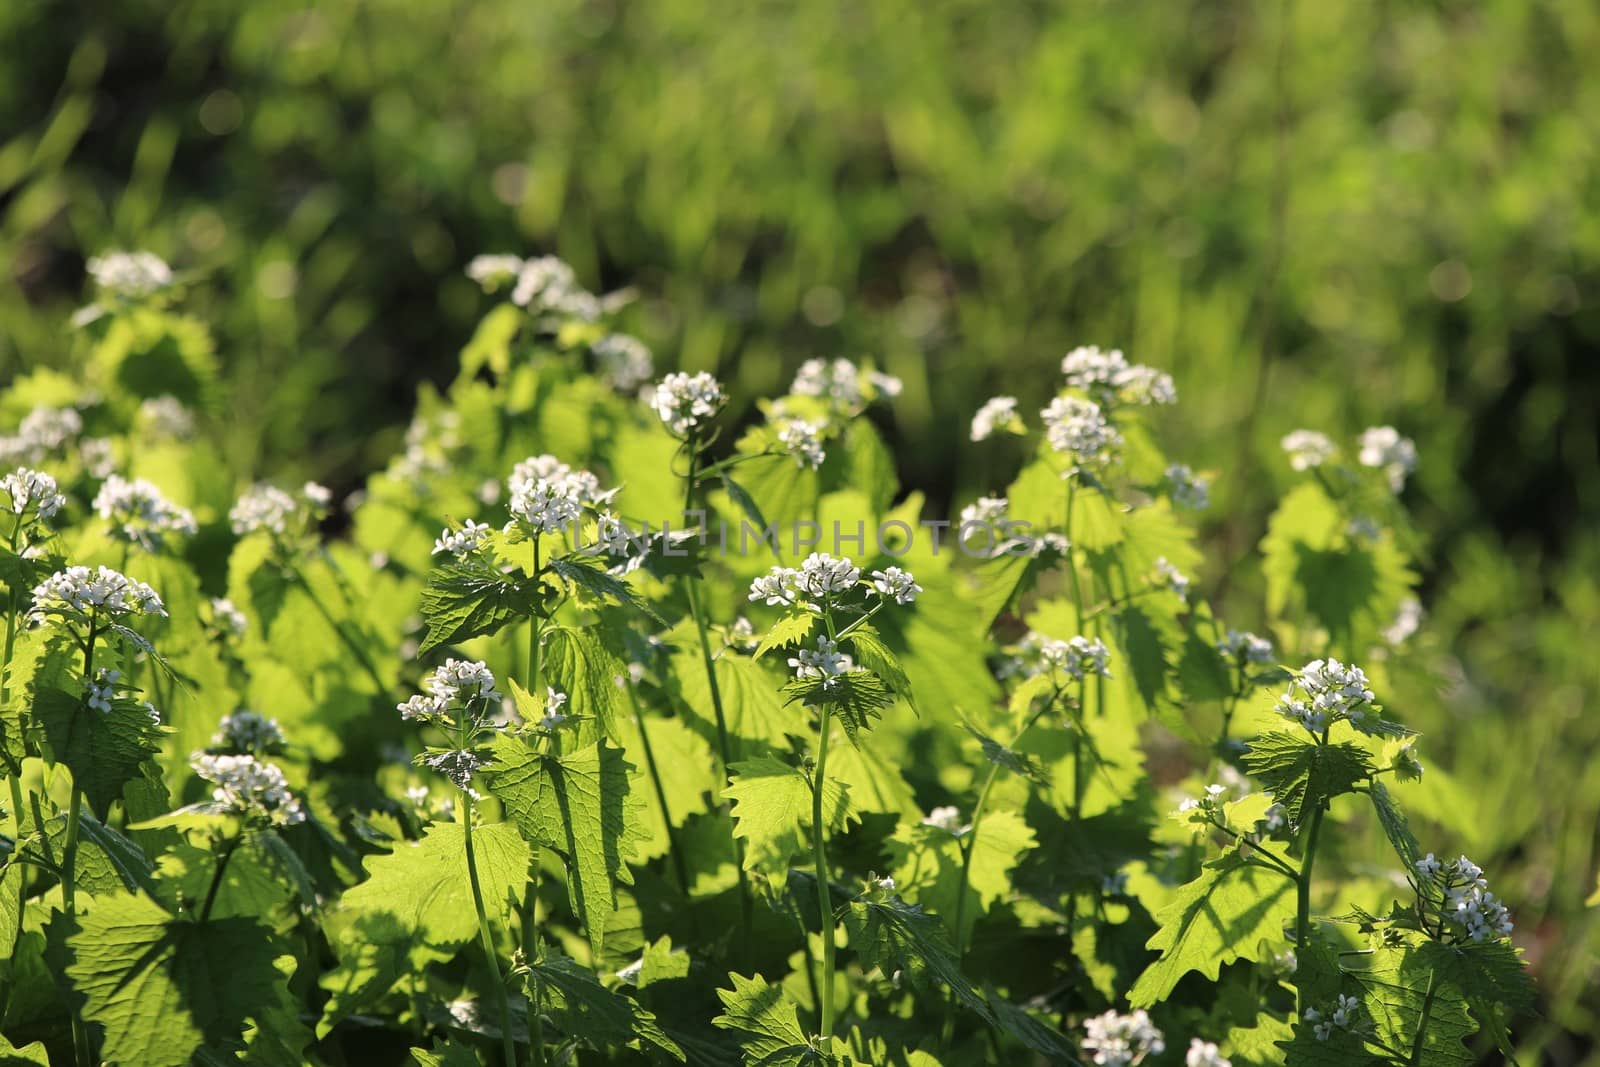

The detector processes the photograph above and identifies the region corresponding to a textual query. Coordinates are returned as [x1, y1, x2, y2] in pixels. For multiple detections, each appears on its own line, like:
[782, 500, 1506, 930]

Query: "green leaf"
[964, 725, 1044, 783]
[753, 612, 815, 661]
[1128, 848, 1296, 1007]
[712, 972, 825, 1066]
[1418, 939, 1536, 1056]
[1243, 733, 1374, 830]
[723, 754, 852, 887]
[318, 821, 530, 1027]
[886, 810, 1035, 948]
[547, 554, 660, 622]
[529, 949, 685, 1061]
[845, 625, 915, 711]
[722, 474, 771, 540]
[1369, 779, 1423, 879]
[780, 671, 895, 746]
[0, 1034, 48, 1066]
[35, 687, 166, 819]
[409, 1039, 483, 1067]
[66, 892, 287, 1067]
[542, 625, 630, 741]
[483, 735, 647, 959]
[418, 559, 541, 655]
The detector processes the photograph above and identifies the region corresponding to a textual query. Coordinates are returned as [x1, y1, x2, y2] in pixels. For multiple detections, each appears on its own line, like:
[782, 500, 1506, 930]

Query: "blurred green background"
[2, 0, 1598, 1056]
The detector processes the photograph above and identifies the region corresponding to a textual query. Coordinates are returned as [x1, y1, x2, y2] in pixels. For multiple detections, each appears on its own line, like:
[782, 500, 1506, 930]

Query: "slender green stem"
[626, 684, 691, 899]
[461, 792, 519, 1067]
[61, 621, 96, 1067]
[1, 524, 28, 1024]
[810, 697, 837, 1044]
[1408, 967, 1438, 1065]
[1294, 803, 1325, 1014]
[199, 833, 243, 922]
[953, 692, 1059, 961]
[681, 442, 753, 939]
[522, 550, 547, 1067]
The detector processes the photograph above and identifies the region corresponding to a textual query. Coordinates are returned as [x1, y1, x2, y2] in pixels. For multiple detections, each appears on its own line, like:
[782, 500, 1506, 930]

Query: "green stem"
[522, 568, 547, 1067]
[1, 526, 27, 1024]
[199, 833, 243, 922]
[681, 443, 753, 940]
[1294, 804, 1324, 1012]
[461, 793, 519, 1067]
[1408, 967, 1438, 1065]
[62, 621, 95, 1067]
[810, 697, 837, 1045]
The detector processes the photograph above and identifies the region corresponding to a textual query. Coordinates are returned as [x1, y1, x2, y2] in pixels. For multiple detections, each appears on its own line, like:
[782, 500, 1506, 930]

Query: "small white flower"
[1185, 1038, 1231, 1067]
[1416, 853, 1442, 879]
[777, 419, 826, 469]
[29, 565, 167, 626]
[1276, 658, 1379, 735]
[969, 396, 1021, 442]
[921, 805, 968, 835]
[1042, 396, 1120, 470]
[303, 481, 333, 509]
[1165, 464, 1210, 510]
[796, 552, 861, 599]
[1383, 597, 1423, 646]
[433, 519, 494, 558]
[959, 496, 1009, 529]
[210, 597, 248, 638]
[1358, 426, 1417, 492]
[869, 567, 921, 605]
[93, 475, 197, 552]
[190, 752, 305, 825]
[1041, 635, 1112, 680]
[1061, 346, 1130, 391]
[592, 333, 654, 392]
[508, 478, 581, 534]
[87, 668, 120, 714]
[229, 484, 301, 537]
[792, 358, 860, 408]
[1154, 557, 1190, 603]
[137, 395, 194, 438]
[1217, 629, 1274, 664]
[788, 637, 854, 684]
[87, 250, 173, 298]
[1113, 364, 1178, 406]
[211, 709, 287, 754]
[1281, 430, 1335, 471]
[1082, 1009, 1164, 1066]
[1, 467, 65, 520]
[0, 407, 83, 468]
[748, 567, 801, 607]
[465, 254, 525, 292]
[509, 255, 597, 319]
[651, 372, 726, 437]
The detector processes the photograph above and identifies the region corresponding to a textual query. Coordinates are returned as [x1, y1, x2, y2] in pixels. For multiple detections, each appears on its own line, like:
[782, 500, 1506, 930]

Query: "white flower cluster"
[969, 396, 1021, 442]
[1185, 1039, 1231, 1067]
[1042, 396, 1121, 471]
[510, 255, 600, 319]
[1154, 557, 1190, 603]
[390, 410, 461, 489]
[1303, 994, 1361, 1041]
[1082, 1008, 1165, 1066]
[433, 519, 494, 558]
[1275, 658, 1378, 735]
[921, 805, 968, 836]
[87, 668, 121, 714]
[1060, 346, 1177, 407]
[2, 467, 65, 520]
[211, 709, 287, 754]
[1383, 597, 1423, 646]
[137, 395, 195, 438]
[1359, 425, 1417, 492]
[788, 636, 855, 685]
[93, 475, 197, 551]
[959, 496, 1008, 528]
[776, 419, 826, 470]
[1281, 429, 1335, 471]
[1165, 463, 1210, 510]
[1417, 853, 1514, 943]
[210, 597, 248, 638]
[508, 454, 609, 504]
[190, 752, 305, 826]
[464, 254, 524, 291]
[1040, 635, 1112, 681]
[1178, 782, 1228, 815]
[398, 659, 503, 726]
[748, 552, 867, 609]
[0, 406, 82, 467]
[790, 358, 901, 411]
[87, 250, 174, 297]
[538, 687, 570, 732]
[592, 333, 654, 392]
[651, 371, 726, 437]
[229, 483, 320, 537]
[508, 478, 582, 534]
[1216, 629, 1275, 664]
[29, 565, 166, 625]
[870, 567, 921, 605]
